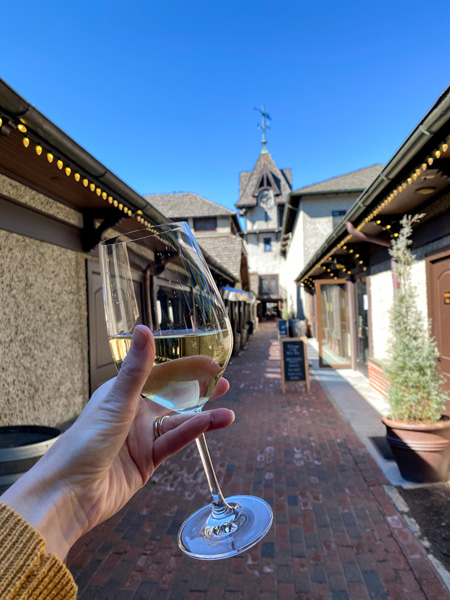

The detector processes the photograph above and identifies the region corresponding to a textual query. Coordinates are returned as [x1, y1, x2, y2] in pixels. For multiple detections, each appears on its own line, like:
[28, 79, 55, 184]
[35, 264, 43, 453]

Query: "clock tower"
[236, 110, 292, 319]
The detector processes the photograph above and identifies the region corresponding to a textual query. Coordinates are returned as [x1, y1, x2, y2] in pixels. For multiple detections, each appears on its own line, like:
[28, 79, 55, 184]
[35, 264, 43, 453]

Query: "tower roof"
[236, 151, 292, 209]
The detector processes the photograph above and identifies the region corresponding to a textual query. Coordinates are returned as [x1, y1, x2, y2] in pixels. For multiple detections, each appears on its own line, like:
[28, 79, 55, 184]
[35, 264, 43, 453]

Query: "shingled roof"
[293, 164, 383, 195]
[236, 152, 292, 209]
[143, 192, 236, 219]
[196, 234, 245, 282]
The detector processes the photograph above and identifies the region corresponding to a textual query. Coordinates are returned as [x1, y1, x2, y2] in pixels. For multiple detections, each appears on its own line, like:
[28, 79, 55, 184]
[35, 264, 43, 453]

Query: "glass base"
[178, 495, 273, 560]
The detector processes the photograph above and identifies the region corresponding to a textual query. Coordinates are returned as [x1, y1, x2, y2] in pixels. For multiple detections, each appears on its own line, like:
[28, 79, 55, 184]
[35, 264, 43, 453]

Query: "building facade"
[281, 165, 383, 327]
[295, 85, 450, 403]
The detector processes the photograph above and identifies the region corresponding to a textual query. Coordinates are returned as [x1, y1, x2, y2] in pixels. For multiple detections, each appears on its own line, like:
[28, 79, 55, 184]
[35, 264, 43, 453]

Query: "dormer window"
[253, 166, 281, 198]
[194, 217, 217, 231]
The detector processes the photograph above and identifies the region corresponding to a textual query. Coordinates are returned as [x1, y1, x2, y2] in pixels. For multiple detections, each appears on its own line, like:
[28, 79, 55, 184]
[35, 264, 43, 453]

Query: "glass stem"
[195, 433, 234, 518]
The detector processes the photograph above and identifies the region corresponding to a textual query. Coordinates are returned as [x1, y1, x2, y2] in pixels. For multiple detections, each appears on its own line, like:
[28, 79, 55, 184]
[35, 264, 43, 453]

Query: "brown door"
[316, 279, 352, 368]
[427, 249, 450, 408]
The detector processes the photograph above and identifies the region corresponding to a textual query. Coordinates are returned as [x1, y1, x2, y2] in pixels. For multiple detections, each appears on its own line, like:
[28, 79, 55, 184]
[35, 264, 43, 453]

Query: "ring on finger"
[153, 415, 170, 439]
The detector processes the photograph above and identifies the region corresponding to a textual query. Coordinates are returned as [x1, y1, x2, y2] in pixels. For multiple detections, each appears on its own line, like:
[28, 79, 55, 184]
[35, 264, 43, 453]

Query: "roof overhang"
[0, 79, 168, 249]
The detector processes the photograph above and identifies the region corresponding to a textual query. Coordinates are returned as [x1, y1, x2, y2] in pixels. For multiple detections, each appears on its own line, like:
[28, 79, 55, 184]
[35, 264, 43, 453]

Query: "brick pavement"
[67, 322, 450, 599]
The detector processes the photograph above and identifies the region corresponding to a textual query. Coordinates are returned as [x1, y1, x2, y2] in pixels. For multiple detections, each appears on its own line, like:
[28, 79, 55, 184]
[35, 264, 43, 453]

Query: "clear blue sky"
[1, 1, 450, 212]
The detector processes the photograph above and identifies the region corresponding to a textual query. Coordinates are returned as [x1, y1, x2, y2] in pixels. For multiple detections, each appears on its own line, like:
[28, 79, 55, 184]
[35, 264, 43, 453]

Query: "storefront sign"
[280, 337, 310, 394]
[444, 291, 450, 305]
[278, 320, 288, 336]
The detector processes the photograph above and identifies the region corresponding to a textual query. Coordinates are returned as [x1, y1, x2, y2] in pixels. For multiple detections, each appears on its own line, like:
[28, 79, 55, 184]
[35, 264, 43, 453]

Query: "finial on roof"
[254, 104, 271, 153]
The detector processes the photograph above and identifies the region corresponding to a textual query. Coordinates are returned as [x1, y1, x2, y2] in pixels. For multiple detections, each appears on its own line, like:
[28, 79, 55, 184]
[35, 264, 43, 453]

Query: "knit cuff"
[0, 502, 77, 599]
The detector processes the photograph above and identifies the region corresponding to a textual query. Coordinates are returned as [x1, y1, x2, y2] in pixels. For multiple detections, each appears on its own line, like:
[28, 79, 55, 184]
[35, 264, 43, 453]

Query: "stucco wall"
[0, 229, 89, 427]
[369, 233, 450, 363]
[301, 194, 358, 266]
[245, 232, 282, 273]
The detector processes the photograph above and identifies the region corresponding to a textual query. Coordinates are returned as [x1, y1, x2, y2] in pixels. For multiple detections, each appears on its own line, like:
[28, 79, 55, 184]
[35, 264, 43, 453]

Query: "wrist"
[1, 453, 88, 560]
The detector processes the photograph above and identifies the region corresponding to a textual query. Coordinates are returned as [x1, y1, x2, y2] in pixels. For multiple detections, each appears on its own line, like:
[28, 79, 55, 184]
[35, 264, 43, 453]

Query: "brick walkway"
[67, 322, 450, 600]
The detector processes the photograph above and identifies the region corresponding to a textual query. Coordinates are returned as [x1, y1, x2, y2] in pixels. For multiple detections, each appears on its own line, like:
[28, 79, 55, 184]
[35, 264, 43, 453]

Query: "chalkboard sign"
[278, 320, 288, 336]
[280, 337, 310, 394]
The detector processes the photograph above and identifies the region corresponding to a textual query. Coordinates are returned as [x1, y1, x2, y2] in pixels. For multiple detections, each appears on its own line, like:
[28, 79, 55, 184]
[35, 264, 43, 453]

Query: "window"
[193, 217, 217, 231]
[278, 205, 284, 227]
[260, 275, 278, 296]
[264, 237, 272, 252]
[332, 210, 346, 229]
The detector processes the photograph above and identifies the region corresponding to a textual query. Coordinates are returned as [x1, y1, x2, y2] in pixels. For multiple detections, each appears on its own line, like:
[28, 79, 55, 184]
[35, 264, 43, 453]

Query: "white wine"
[109, 329, 233, 413]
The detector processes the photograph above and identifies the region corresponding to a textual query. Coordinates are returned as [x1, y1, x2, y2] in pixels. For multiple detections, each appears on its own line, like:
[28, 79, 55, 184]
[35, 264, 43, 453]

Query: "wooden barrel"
[0, 426, 61, 494]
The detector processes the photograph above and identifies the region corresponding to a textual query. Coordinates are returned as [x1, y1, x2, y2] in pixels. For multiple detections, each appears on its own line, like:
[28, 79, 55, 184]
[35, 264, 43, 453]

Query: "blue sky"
[1, 1, 450, 212]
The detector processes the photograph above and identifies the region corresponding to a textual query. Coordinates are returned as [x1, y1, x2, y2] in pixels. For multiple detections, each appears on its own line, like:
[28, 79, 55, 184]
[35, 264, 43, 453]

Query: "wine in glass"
[99, 222, 273, 560]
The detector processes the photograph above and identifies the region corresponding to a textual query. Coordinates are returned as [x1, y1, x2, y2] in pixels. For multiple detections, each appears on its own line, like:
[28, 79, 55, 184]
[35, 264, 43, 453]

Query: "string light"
[12, 115, 166, 229]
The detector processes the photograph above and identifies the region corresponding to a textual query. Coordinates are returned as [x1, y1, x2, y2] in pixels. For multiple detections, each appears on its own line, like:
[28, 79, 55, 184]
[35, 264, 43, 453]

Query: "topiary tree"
[385, 214, 448, 422]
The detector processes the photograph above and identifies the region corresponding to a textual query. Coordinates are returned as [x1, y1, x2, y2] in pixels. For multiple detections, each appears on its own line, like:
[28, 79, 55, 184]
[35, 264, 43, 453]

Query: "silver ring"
[153, 415, 169, 439]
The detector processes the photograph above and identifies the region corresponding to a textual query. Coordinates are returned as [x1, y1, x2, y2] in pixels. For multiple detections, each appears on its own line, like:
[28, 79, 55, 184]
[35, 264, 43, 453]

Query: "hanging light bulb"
[90, 183, 95, 192]
[83, 179, 89, 187]
[17, 124, 27, 133]
[47, 153, 54, 163]
[57, 160, 63, 170]
[74, 173, 80, 182]
[35, 145, 43, 156]
[65, 167, 71, 176]
[23, 137, 30, 148]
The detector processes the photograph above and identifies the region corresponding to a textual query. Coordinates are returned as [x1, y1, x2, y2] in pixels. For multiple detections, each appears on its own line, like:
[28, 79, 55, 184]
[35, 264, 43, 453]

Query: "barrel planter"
[0, 426, 61, 494]
[382, 415, 450, 483]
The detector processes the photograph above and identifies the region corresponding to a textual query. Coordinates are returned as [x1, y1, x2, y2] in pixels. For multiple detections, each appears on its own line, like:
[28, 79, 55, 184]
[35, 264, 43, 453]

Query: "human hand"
[1, 325, 234, 560]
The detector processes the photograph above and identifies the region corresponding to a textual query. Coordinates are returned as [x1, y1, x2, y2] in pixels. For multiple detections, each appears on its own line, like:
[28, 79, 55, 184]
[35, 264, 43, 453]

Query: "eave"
[0, 79, 167, 250]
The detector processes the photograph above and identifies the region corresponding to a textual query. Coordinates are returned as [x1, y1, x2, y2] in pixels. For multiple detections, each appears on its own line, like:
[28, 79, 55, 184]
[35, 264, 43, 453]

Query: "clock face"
[258, 189, 275, 209]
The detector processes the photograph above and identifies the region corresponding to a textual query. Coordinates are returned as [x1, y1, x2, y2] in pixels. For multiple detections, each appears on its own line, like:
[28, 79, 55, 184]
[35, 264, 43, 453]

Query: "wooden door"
[427, 249, 450, 409]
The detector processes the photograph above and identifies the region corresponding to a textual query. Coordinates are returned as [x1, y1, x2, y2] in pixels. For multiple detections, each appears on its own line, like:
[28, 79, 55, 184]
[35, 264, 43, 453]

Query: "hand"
[1, 325, 234, 560]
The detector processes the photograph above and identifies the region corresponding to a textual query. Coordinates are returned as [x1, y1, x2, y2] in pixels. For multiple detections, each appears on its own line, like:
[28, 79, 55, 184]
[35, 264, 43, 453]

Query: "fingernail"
[132, 326, 147, 351]
[229, 410, 235, 422]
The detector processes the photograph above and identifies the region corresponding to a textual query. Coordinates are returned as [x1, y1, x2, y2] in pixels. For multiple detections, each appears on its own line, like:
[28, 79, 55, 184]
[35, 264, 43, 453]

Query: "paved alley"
[67, 322, 450, 600]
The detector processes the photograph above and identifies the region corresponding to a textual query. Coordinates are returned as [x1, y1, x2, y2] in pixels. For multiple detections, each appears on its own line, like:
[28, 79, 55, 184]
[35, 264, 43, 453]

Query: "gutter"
[0, 79, 168, 225]
[295, 85, 450, 283]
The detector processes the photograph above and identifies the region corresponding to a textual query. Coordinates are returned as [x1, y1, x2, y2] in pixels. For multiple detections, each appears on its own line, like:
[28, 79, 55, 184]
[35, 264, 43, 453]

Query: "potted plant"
[382, 214, 450, 483]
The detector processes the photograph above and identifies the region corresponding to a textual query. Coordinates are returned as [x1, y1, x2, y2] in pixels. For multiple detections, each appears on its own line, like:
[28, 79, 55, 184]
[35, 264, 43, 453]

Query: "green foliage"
[385, 214, 448, 422]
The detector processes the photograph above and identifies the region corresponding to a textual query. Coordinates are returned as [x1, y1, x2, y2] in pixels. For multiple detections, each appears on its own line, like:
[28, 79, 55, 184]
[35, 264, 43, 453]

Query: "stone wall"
[0, 174, 89, 427]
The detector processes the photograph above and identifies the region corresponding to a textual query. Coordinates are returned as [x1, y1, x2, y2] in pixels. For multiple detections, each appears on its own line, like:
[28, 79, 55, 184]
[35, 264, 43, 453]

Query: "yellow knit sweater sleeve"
[0, 502, 77, 599]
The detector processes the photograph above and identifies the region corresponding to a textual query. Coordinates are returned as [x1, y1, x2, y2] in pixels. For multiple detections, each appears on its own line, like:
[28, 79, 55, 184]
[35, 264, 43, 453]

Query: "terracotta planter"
[382, 415, 450, 483]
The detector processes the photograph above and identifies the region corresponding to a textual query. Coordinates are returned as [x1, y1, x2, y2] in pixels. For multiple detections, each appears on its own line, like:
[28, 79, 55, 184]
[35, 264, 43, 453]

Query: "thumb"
[108, 325, 155, 413]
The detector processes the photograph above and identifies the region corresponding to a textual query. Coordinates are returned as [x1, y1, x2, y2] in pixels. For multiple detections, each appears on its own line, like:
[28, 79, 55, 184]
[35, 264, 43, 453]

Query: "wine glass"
[99, 222, 273, 560]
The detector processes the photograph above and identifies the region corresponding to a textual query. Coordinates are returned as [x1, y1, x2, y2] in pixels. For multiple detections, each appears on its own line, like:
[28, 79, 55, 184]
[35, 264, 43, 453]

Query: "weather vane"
[254, 104, 271, 153]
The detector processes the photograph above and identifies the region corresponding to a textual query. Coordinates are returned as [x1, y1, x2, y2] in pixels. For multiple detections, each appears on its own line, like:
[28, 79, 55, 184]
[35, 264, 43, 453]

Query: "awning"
[221, 287, 255, 303]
